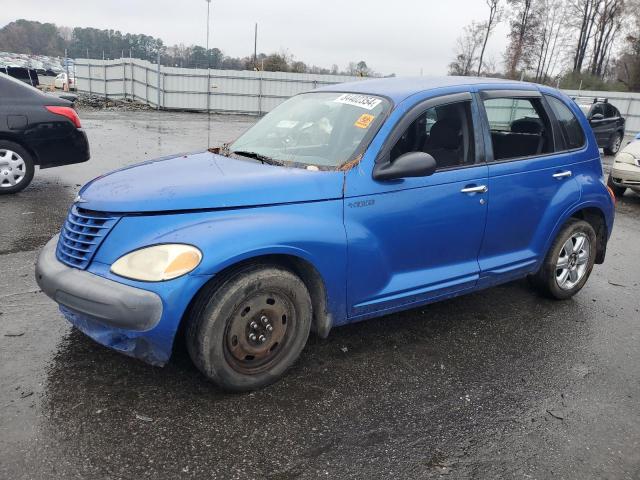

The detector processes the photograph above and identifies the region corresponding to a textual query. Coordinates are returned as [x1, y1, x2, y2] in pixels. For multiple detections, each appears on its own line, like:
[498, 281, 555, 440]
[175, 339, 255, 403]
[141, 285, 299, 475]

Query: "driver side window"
[390, 101, 476, 170]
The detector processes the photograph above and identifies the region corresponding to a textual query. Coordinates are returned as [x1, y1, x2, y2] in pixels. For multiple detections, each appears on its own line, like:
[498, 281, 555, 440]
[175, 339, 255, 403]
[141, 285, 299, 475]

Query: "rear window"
[545, 95, 586, 150]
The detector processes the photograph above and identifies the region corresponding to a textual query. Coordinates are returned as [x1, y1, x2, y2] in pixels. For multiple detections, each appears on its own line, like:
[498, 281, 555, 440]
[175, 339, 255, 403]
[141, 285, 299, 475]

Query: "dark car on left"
[0, 72, 89, 194]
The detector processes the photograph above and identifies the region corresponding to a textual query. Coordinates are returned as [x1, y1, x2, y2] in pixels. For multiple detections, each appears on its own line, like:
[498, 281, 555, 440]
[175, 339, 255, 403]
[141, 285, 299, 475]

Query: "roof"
[317, 76, 538, 104]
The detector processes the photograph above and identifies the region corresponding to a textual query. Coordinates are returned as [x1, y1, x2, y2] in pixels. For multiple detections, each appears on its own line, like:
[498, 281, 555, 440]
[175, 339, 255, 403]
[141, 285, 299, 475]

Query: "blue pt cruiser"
[36, 77, 615, 391]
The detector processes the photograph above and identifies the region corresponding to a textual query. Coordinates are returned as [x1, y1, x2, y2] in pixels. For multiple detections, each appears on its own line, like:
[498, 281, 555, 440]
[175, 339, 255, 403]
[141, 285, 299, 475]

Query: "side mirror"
[590, 113, 604, 121]
[373, 151, 437, 181]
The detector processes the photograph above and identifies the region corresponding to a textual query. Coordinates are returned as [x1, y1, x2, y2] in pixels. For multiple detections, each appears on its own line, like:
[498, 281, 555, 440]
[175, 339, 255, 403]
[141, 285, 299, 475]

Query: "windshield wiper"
[231, 150, 286, 167]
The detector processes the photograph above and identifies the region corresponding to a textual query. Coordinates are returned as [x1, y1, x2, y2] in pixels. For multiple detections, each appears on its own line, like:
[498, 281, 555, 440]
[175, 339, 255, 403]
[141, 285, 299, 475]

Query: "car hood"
[78, 151, 345, 213]
[620, 140, 640, 158]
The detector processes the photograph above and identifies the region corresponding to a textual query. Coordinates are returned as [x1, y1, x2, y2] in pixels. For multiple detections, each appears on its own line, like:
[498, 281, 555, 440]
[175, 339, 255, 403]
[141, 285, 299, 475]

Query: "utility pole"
[254, 23, 258, 70]
[206, 0, 212, 114]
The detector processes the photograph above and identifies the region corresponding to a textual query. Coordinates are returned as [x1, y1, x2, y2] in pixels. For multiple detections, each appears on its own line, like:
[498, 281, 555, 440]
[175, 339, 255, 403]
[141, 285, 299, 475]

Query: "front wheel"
[0, 141, 35, 194]
[186, 265, 312, 391]
[531, 219, 597, 300]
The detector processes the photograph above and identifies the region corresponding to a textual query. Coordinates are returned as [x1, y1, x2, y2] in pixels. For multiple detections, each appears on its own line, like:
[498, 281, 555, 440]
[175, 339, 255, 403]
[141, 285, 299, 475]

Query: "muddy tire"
[186, 264, 312, 391]
[0, 141, 35, 194]
[530, 219, 597, 300]
[607, 175, 626, 197]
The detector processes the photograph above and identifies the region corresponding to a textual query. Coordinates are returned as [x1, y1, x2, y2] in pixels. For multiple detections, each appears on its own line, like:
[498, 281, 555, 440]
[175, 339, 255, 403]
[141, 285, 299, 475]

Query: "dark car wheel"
[607, 174, 626, 197]
[187, 264, 312, 392]
[604, 132, 622, 156]
[530, 219, 597, 300]
[0, 141, 35, 194]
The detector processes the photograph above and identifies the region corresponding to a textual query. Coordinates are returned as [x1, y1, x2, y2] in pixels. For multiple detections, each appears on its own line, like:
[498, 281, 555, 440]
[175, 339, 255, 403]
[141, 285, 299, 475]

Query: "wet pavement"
[1, 110, 639, 479]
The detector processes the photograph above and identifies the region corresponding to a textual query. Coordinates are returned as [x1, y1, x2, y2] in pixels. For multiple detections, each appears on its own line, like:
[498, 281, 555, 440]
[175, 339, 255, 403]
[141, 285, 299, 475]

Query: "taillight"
[606, 185, 616, 206]
[45, 106, 81, 128]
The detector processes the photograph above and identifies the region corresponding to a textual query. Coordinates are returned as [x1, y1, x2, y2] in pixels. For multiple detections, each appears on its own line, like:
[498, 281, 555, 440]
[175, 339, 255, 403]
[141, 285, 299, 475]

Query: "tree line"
[0, 19, 378, 76]
[449, 0, 640, 91]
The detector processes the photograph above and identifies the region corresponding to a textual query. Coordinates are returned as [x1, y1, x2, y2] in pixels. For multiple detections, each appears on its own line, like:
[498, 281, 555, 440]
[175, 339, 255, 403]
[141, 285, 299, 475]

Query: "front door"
[344, 93, 488, 319]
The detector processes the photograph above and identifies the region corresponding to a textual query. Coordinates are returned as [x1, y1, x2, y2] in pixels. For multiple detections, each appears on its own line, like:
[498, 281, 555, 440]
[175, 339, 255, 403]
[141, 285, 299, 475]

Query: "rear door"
[476, 89, 581, 286]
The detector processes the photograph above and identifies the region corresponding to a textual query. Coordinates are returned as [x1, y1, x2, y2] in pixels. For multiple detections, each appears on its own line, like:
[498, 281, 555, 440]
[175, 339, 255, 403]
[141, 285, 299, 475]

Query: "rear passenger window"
[483, 98, 553, 161]
[390, 101, 475, 170]
[545, 96, 586, 150]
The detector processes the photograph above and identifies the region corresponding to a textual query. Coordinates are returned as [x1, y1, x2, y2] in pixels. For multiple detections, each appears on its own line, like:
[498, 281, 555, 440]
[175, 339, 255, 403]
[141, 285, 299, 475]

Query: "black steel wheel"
[187, 264, 312, 391]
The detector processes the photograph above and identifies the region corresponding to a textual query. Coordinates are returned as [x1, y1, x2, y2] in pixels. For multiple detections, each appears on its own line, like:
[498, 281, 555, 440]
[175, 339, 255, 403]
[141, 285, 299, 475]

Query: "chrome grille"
[56, 206, 120, 269]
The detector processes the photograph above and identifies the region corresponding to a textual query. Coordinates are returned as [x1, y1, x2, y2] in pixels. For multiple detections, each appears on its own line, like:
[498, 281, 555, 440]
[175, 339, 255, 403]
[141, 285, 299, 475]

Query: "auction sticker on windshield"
[354, 114, 375, 129]
[334, 93, 382, 110]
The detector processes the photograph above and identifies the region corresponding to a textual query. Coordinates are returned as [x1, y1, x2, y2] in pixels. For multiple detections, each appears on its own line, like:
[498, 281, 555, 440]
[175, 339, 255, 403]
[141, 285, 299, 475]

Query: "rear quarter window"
[545, 95, 586, 150]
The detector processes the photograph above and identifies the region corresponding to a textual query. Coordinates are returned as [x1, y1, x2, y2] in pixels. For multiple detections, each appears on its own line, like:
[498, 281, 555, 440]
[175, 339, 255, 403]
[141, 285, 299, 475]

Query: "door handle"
[552, 170, 572, 179]
[460, 185, 488, 194]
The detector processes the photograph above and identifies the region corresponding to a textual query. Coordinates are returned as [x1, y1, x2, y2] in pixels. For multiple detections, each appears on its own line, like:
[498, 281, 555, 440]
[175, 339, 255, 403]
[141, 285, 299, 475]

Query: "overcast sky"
[2, 1, 510, 75]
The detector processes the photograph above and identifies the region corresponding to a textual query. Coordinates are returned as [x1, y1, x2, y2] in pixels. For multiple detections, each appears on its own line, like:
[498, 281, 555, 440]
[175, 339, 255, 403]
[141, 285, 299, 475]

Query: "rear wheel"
[0, 141, 34, 194]
[531, 219, 597, 300]
[604, 132, 622, 156]
[186, 265, 312, 391]
[607, 174, 626, 197]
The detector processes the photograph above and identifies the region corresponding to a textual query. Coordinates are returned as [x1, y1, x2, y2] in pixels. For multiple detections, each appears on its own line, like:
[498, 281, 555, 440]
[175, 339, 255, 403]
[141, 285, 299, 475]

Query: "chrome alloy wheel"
[556, 233, 590, 290]
[0, 149, 27, 188]
[612, 134, 622, 154]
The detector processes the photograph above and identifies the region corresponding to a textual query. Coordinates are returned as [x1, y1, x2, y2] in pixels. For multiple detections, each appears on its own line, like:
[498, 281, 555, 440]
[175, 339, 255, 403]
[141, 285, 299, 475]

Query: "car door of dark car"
[344, 92, 488, 320]
[588, 103, 608, 145]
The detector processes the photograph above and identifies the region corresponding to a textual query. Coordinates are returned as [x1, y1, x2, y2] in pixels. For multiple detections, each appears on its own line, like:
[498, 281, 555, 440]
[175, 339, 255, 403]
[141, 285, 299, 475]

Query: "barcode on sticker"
[334, 94, 382, 110]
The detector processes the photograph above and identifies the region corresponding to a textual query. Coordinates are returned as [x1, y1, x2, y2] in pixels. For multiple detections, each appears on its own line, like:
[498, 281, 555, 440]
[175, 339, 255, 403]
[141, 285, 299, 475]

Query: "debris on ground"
[4, 331, 25, 337]
[135, 413, 153, 422]
[75, 93, 154, 112]
[546, 409, 564, 420]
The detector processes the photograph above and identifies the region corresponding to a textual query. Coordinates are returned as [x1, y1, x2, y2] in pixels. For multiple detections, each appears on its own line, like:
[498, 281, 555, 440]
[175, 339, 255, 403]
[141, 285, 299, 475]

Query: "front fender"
[94, 200, 348, 325]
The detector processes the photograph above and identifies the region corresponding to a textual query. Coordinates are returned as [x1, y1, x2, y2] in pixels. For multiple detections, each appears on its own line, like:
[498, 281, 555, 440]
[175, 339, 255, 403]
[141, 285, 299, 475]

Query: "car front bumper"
[35, 235, 170, 365]
[611, 162, 640, 190]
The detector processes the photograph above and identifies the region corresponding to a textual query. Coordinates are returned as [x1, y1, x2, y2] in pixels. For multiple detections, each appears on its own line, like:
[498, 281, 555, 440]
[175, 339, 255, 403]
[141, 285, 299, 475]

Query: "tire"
[607, 174, 626, 197]
[0, 140, 35, 194]
[186, 264, 312, 391]
[531, 219, 597, 300]
[603, 132, 622, 156]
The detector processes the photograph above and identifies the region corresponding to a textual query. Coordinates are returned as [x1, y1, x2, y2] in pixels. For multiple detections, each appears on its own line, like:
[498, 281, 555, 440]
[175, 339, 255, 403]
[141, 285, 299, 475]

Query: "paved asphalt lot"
[1, 110, 639, 479]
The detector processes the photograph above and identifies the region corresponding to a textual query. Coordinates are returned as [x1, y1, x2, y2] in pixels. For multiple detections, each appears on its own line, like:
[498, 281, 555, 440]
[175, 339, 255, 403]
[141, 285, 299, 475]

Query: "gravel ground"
[0, 110, 639, 479]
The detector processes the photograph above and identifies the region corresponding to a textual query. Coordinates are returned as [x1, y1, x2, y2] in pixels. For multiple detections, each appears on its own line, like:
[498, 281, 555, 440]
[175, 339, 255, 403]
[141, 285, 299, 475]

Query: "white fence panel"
[73, 59, 640, 133]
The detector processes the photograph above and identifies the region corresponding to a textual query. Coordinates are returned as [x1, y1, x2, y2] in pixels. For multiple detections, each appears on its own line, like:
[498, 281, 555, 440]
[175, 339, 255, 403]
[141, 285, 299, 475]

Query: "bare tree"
[615, 0, 639, 89]
[533, 0, 569, 82]
[478, 0, 503, 76]
[448, 22, 485, 75]
[589, 0, 625, 77]
[504, 0, 541, 78]
[570, 0, 602, 72]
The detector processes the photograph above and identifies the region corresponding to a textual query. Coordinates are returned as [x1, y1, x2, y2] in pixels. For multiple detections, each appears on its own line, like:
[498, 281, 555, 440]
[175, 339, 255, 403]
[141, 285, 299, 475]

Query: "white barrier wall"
[74, 58, 363, 115]
[74, 58, 640, 133]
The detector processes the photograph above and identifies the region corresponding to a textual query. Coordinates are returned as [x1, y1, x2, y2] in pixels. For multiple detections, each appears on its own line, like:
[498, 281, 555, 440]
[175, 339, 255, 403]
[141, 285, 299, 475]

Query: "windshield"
[229, 92, 391, 169]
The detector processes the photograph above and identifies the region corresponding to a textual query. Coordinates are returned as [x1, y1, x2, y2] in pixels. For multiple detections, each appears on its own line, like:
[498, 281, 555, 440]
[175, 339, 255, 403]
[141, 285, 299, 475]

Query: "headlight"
[110, 244, 202, 282]
[614, 152, 637, 165]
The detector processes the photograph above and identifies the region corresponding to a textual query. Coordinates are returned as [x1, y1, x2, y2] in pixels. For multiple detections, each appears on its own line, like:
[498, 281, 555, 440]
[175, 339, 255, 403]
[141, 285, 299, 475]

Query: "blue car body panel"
[41, 77, 615, 366]
[79, 152, 344, 212]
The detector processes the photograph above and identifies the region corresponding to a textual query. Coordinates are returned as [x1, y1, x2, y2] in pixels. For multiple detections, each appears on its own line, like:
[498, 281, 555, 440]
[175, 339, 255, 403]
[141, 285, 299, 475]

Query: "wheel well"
[570, 207, 607, 264]
[177, 254, 333, 347]
[0, 135, 39, 164]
